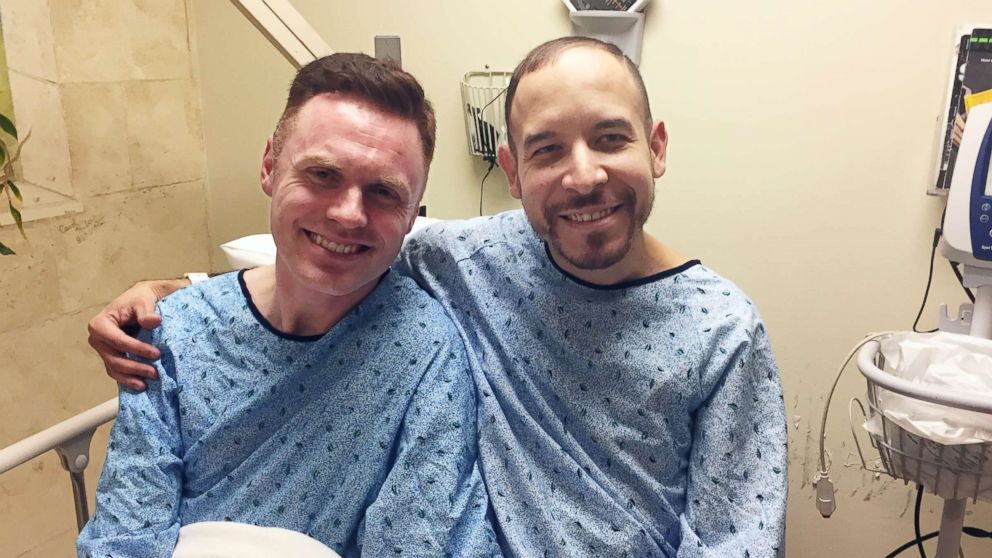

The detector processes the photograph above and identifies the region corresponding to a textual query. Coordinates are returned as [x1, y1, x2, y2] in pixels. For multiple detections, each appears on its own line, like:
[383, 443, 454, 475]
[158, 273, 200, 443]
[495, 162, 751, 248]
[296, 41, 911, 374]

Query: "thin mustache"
[549, 192, 607, 213]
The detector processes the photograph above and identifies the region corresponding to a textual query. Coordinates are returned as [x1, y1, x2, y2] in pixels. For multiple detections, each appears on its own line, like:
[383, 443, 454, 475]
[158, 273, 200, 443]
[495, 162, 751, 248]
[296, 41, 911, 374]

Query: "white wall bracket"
[569, 10, 646, 65]
[229, 0, 333, 69]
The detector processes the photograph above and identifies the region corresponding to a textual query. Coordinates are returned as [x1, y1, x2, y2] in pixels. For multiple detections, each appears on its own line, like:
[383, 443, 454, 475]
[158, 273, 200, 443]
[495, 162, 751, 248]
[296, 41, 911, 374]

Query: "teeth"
[565, 207, 616, 222]
[308, 231, 362, 254]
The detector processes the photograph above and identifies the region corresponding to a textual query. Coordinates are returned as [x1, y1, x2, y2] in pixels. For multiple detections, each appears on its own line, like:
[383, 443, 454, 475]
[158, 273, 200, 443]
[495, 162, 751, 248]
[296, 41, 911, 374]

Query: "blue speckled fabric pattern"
[397, 210, 788, 558]
[77, 271, 501, 558]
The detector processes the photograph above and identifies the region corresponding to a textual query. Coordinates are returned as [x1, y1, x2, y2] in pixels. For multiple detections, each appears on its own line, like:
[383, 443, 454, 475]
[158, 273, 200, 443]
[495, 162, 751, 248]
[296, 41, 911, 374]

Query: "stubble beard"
[541, 186, 653, 271]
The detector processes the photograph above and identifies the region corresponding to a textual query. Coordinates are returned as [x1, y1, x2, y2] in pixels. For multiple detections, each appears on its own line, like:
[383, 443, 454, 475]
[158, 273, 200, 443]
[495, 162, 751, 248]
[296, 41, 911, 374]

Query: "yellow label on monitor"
[965, 89, 992, 113]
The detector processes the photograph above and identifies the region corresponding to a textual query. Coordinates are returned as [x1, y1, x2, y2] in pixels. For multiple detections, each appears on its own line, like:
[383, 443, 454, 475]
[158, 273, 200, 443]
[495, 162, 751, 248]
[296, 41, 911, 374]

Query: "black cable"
[912, 228, 941, 333]
[471, 82, 505, 216]
[885, 525, 992, 557]
[914, 485, 926, 558]
[884, 530, 940, 558]
[936, 203, 976, 303]
[479, 158, 496, 216]
[884, 484, 992, 557]
[963, 525, 992, 539]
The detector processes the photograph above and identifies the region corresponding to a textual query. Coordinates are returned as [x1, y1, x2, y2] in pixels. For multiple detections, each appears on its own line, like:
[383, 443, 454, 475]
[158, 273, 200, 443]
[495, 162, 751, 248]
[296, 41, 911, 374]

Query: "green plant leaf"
[9, 201, 24, 238]
[0, 240, 13, 255]
[7, 181, 20, 202]
[0, 113, 18, 139]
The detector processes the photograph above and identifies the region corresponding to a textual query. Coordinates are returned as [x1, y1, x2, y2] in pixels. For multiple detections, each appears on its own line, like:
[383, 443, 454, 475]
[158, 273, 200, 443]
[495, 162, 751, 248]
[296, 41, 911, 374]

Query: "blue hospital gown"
[77, 271, 500, 557]
[397, 210, 788, 558]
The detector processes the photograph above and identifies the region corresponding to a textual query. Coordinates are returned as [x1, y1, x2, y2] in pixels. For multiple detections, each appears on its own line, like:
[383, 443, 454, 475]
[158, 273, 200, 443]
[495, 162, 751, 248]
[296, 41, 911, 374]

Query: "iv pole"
[934, 272, 992, 558]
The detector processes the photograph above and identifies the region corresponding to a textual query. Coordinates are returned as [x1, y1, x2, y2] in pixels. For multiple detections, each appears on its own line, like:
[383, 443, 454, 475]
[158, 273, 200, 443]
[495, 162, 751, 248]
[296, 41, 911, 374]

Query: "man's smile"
[560, 204, 622, 223]
[306, 230, 369, 255]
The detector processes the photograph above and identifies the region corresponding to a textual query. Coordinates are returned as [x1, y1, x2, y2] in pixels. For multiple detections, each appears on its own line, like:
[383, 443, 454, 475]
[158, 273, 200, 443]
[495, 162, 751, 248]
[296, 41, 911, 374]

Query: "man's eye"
[531, 144, 560, 158]
[369, 185, 398, 200]
[306, 168, 334, 183]
[599, 133, 630, 147]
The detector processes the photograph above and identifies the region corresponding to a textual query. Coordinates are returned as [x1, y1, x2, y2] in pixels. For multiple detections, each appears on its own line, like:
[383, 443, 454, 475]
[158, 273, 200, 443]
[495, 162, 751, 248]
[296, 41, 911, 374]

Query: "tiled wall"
[0, 1, 210, 555]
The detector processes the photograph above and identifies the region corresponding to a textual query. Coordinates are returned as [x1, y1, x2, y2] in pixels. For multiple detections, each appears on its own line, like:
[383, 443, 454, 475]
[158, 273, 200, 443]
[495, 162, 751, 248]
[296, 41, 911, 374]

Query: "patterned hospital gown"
[397, 210, 788, 558]
[77, 271, 501, 558]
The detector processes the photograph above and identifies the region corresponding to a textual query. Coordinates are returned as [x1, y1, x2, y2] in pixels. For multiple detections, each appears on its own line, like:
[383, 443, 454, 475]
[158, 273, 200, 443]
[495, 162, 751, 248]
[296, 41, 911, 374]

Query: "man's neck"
[243, 263, 376, 337]
[551, 232, 689, 286]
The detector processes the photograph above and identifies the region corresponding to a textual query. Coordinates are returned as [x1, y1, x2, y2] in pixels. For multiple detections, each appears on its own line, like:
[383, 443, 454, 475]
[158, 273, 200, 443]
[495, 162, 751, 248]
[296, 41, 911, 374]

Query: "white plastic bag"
[871, 331, 992, 445]
[861, 331, 992, 501]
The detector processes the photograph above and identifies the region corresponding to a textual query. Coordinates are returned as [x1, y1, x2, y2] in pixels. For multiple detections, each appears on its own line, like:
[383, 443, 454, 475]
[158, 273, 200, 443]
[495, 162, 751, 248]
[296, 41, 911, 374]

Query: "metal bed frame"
[0, 398, 118, 531]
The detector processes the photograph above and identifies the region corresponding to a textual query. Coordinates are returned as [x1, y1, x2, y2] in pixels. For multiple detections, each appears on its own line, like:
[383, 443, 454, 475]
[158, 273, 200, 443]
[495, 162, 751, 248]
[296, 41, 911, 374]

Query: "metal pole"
[69, 470, 90, 532]
[934, 278, 992, 557]
[934, 498, 967, 558]
[968, 283, 992, 338]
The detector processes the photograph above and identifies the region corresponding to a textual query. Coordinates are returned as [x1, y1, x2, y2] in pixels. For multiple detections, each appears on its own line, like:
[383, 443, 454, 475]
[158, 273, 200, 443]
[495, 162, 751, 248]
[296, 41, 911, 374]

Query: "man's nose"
[326, 186, 368, 229]
[560, 144, 607, 194]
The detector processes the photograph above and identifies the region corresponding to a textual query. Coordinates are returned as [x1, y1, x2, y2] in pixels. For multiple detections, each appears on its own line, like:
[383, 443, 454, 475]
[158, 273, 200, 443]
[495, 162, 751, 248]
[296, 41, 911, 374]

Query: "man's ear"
[261, 137, 276, 197]
[498, 143, 521, 199]
[649, 120, 668, 178]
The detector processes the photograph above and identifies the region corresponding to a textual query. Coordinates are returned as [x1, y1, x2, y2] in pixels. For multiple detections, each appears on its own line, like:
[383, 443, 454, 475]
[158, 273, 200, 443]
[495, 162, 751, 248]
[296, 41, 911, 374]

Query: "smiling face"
[261, 93, 426, 300]
[498, 46, 667, 281]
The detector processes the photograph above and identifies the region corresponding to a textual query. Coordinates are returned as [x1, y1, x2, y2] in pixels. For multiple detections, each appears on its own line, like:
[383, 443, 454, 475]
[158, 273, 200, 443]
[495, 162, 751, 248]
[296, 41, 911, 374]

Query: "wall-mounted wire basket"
[460, 70, 512, 161]
[850, 341, 992, 503]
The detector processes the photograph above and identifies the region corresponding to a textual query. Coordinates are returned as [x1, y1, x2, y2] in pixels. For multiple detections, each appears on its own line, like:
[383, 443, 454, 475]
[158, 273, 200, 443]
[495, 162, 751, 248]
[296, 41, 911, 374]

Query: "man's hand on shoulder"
[87, 278, 191, 391]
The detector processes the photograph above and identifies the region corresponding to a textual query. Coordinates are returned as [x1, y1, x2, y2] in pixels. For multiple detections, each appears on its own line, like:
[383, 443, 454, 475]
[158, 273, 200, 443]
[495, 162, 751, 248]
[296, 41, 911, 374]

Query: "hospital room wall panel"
[124, 78, 207, 189]
[62, 82, 132, 197]
[7, 72, 72, 198]
[50, 0, 191, 84]
[0, 222, 61, 335]
[51, 181, 210, 314]
[123, 0, 192, 82]
[49, 0, 130, 83]
[0, 307, 113, 447]
[0, 0, 57, 83]
[1, 1, 211, 553]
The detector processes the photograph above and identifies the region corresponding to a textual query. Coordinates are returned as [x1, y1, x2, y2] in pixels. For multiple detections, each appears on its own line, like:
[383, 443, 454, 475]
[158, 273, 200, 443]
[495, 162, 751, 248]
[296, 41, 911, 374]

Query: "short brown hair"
[503, 37, 652, 153]
[272, 53, 436, 167]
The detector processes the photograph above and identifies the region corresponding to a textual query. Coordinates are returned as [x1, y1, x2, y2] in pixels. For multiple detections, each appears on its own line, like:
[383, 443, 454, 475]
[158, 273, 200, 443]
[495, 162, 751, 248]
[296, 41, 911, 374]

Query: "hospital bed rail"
[0, 397, 117, 532]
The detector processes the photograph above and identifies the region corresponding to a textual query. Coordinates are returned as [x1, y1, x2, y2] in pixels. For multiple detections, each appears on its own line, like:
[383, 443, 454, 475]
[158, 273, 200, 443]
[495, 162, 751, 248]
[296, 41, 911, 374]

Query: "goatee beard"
[542, 186, 652, 270]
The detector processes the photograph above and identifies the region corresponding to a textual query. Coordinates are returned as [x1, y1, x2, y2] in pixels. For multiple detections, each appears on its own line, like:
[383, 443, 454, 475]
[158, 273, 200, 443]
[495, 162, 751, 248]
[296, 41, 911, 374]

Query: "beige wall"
[0, 0, 210, 555]
[192, 0, 992, 556]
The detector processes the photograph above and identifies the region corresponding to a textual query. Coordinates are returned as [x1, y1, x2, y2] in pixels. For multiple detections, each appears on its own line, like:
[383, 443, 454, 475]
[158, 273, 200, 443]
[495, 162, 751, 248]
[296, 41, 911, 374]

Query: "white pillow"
[220, 234, 276, 268]
[219, 217, 442, 269]
[173, 521, 342, 558]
